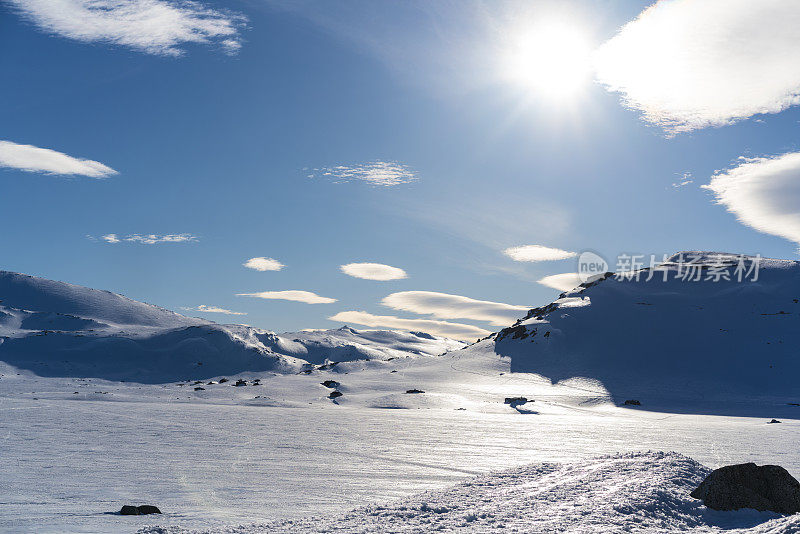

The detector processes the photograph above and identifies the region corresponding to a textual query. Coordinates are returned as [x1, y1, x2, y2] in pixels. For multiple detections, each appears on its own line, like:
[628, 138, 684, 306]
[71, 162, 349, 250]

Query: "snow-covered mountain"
[464, 252, 800, 408]
[0, 271, 464, 382]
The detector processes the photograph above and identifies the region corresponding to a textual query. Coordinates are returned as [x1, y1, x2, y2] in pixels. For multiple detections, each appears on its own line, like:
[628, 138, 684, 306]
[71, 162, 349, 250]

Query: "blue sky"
[2, 0, 800, 339]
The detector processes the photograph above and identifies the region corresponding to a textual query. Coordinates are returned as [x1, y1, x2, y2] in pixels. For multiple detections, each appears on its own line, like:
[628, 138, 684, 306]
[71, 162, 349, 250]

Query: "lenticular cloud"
[703, 152, 800, 246]
[594, 0, 800, 133]
[0, 140, 117, 177]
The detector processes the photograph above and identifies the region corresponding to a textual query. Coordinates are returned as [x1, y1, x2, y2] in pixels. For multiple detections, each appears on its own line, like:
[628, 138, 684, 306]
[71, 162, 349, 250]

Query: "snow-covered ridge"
[476, 252, 800, 409]
[0, 271, 464, 382]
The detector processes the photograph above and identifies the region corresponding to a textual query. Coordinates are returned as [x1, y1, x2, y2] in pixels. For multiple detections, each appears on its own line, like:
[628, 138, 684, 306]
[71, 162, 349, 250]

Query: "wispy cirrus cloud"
[328, 310, 490, 341]
[308, 161, 417, 186]
[672, 173, 694, 189]
[703, 152, 800, 246]
[593, 0, 800, 133]
[181, 304, 246, 316]
[238, 290, 336, 304]
[381, 291, 527, 327]
[98, 233, 198, 244]
[503, 245, 576, 263]
[0, 140, 117, 177]
[244, 257, 285, 272]
[340, 262, 407, 281]
[7, 0, 246, 56]
[537, 273, 581, 292]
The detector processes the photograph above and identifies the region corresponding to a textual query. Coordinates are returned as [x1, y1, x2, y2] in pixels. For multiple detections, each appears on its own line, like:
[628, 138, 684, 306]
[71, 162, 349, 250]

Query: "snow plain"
[1, 255, 799, 533]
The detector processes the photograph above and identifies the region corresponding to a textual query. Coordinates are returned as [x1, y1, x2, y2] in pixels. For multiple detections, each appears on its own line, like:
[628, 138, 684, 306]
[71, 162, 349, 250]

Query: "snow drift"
[140, 451, 800, 533]
[0, 271, 462, 382]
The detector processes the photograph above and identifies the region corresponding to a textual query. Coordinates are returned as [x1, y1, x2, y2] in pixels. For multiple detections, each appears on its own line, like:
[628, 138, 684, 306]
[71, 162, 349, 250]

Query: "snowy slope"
[0, 271, 463, 382]
[0, 271, 203, 329]
[261, 326, 465, 364]
[142, 452, 800, 534]
[463, 252, 800, 410]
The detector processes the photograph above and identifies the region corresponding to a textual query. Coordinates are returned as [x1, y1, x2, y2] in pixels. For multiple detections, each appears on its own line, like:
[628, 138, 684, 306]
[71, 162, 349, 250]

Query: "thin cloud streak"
[328, 310, 490, 341]
[181, 305, 246, 316]
[99, 233, 198, 244]
[381, 291, 528, 327]
[340, 262, 407, 281]
[8, 0, 247, 56]
[238, 290, 337, 304]
[503, 245, 576, 262]
[0, 140, 117, 177]
[308, 161, 417, 186]
[538, 273, 581, 292]
[594, 0, 800, 133]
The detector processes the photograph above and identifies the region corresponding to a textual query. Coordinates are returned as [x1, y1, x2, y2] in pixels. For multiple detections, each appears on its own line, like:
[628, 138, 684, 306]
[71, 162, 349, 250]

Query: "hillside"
[0, 271, 463, 382]
[462, 252, 800, 410]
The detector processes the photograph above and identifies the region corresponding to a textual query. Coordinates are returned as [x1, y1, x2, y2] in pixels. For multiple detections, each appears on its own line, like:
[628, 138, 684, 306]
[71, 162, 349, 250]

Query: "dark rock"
[119, 505, 139, 515]
[406, 389, 425, 394]
[496, 325, 528, 342]
[504, 396, 528, 405]
[194, 387, 205, 391]
[218, 378, 228, 383]
[234, 379, 247, 387]
[623, 399, 641, 406]
[321, 380, 340, 388]
[690, 463, 800, 514]
[329, 390, 343, 399]
[768, 419, 782, 424]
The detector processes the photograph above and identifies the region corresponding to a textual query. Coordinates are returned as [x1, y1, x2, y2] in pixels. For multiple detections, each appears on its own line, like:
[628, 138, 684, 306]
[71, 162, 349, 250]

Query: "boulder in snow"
[119, 504, 161, 515]
[690, 462, 800, 514]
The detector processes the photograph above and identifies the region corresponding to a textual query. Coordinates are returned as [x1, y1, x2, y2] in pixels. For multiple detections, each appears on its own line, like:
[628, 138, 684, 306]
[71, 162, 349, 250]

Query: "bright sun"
[501, 22, 593, 99]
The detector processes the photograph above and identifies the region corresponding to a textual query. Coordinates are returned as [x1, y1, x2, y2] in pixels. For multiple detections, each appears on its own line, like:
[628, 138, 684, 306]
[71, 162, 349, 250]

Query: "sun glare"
[502, 22, 593, 99]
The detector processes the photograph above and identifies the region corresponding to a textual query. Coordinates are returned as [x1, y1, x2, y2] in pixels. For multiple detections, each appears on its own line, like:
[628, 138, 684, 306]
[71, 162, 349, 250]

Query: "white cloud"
[0, 140, 117, 177]
[340, 262, 407, 281]
[593, 0, 800, 133]
[8, 0, 246, 57]
[328, 310, 490, 341]
[238, 290, 336, 304]
[308, 161, 417, 186]
[181, 305, 246, 316]
[244, 257, 285, 272]
[381, 291, 527, 327]
[537, 273, 582, 292]
[503, 245, 576, 262]
[672, 173, 694, 189]
[703, 152, 800, 245]
[99, 233, 197, 244]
